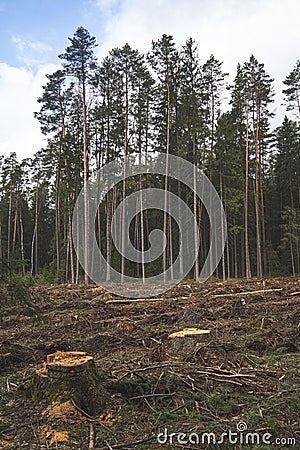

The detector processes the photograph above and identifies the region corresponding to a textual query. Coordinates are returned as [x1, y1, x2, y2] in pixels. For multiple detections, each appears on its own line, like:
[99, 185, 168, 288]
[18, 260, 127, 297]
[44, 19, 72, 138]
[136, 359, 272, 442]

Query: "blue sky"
[0, 0, 105, 67]
[0, 0, 299, 159]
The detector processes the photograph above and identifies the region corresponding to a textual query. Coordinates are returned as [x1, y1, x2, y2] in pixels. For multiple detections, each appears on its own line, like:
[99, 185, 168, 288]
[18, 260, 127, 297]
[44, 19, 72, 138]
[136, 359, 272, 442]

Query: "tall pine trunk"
[193, 135, 199, 279]
[82, 65, 89, 285]
[121, 69, 129, 283]
[106, 191, 112, 282]
[7, 180, 13, 266]
[254, 97, 262, 277]
[163, 75, 171, 281]
[0, 217, 2, 275]
[220, 170, 226, 280]
[245, 97, 251, 278]
[35, 183, 39, 275]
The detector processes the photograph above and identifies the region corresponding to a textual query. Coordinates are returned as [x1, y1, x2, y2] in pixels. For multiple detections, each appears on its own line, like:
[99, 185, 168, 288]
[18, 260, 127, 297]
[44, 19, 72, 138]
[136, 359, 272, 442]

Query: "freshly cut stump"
[31, 351, 107, 416]
[168, 328, 211, 355]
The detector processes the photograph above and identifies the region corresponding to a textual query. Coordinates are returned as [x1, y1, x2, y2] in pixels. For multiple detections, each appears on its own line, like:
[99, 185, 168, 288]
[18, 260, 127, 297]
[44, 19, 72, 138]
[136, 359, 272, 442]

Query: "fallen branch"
[193, 369, 255, 379]
[71, 398, 98, 420]
[106, 296, 189, 304]
[89, 423, 94, 449]
[106, 298, 164, 304]
[130, 392, 176, 400]
[116, 362, 187, 381]
[213, 288, 283, 298]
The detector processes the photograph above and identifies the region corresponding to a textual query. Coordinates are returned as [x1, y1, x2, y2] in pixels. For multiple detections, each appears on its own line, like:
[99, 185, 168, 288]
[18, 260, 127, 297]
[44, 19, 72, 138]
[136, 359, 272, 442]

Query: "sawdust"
[43, 400, 79, 419]
[47, 430, 71, 445]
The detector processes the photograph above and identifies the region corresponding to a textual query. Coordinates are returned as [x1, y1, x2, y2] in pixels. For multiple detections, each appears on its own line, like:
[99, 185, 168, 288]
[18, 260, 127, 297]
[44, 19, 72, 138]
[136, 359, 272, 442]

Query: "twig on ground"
[106, 298, 164, 304]
[89, 423, 95, 449]
[213, 288, 283, 298]
[130, 392, 176, 400]
[116, 362, 187, 381]
[105, 441, 114, 450]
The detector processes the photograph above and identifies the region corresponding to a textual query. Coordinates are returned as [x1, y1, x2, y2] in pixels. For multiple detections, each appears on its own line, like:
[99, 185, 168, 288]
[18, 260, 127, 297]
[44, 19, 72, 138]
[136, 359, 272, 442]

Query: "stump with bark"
[168, 328, 211, 355]
[31, 351, 107, 416]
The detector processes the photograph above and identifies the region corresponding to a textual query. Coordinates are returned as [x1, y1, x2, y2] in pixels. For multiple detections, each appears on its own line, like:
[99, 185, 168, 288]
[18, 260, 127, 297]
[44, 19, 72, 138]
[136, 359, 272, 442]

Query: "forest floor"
[0, 277, 299, 449]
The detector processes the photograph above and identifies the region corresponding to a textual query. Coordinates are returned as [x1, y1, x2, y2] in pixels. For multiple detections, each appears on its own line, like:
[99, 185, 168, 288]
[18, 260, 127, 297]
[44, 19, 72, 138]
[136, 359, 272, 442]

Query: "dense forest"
[1, 26, 299, 283]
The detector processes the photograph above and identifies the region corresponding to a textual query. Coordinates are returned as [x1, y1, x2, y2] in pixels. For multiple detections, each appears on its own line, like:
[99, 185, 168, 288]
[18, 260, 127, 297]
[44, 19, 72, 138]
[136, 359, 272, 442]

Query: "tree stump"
[31, 351, 107, 416]
[168, 328, 211, 355]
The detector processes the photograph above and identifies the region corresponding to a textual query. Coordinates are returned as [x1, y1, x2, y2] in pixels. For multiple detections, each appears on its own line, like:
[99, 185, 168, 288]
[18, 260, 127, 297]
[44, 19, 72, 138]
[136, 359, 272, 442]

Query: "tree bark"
[31, 351, 108, 416]
[254, 96, 262, 277]
[82, 64, 89, 285]
[163, 75, 171, 281]
[244, 97, 251, 278]
[121, 67, 129, 283]
[7, 180, 13, 266]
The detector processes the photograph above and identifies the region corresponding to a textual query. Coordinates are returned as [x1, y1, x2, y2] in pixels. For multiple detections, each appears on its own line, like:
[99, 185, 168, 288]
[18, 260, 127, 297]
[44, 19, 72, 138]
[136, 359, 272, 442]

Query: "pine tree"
[148, 34, 179, 280]
[202, 55, 228, 277]
[230, 63, 252, 277]
[215, 111, 244, 278]
[243, 55, 274, 276]
[177, 38, 203, 278]
[109, 44, 147, 281]
[279, 207, 300, 276]
[275, 116, 300, 209]
[95, 55, 123, 280]
[283, 60, 300, 117]
[59, 27, 98, 284]
[35, 70, 74, 275]
[229, 57, 274, 277]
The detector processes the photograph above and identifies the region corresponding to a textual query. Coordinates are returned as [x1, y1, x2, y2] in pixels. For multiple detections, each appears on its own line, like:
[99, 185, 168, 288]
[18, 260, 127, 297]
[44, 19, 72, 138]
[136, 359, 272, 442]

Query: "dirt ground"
[0, 277, 299, 449]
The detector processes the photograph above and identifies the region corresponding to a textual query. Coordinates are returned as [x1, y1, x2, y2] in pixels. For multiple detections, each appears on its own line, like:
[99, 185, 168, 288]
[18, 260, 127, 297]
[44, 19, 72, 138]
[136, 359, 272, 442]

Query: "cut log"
[168, 328, 211, 355]
[31, 351, 107, 416]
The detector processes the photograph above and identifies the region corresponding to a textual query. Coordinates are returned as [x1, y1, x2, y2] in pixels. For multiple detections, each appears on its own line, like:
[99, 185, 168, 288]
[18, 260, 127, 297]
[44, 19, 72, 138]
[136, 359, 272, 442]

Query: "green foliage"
[283, 59, 300, 116]
[0, 276, 43, 322]
[0, 28, 299, 281]
[58, 26, 98, 81]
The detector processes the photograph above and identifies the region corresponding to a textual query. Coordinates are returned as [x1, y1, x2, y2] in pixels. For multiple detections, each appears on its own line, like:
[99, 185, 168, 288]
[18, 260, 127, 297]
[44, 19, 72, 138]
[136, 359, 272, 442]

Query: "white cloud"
[0, 34, 57, 160]
[95, 0, 300, 125]
[1, 0, 299, 162]
[96, 0, 119, 10]
[96, 0, 300, 62]
[11, 36, 53, 67]
[0, 63, 59, 160]
[11, 36, 52, 54]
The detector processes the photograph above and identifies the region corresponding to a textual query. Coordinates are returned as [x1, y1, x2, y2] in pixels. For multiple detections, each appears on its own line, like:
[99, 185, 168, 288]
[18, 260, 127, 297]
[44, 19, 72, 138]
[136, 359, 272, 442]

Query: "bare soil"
[0, 277, 299, 449]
